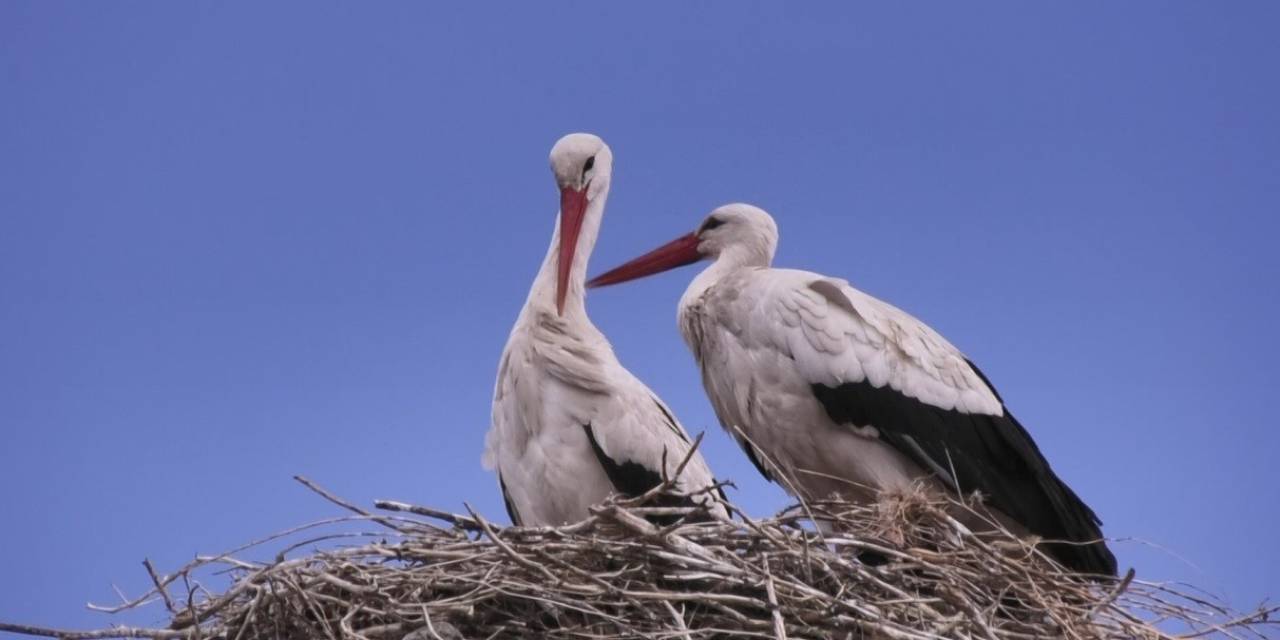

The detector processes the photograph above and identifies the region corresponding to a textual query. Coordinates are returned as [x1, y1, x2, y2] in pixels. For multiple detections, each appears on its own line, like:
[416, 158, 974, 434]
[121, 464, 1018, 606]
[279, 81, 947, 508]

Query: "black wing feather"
[582, 423, 706, 526]
[810, 380, 1116, 575]
[651, 396, 690, 444]
[498, 472, 522, 527]
[737, 437, 775, 483]
[582, 423, 664, 497]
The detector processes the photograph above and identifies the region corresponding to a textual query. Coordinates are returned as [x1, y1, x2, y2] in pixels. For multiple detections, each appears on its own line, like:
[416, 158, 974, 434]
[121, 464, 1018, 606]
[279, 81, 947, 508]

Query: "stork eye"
[582, 156, 595, 175]
[699, 217, 725, 234]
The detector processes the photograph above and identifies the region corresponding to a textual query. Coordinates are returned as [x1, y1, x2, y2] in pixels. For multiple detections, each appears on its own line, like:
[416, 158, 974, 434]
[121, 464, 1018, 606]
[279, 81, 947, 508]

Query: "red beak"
[556, 187, 589, 315]
[587, 232, 704, 288]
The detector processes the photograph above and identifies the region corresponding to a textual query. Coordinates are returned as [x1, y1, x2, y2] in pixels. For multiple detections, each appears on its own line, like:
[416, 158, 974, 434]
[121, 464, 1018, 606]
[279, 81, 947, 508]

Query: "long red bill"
[587, 232, 703, 288]
[556, 187, 589, 315]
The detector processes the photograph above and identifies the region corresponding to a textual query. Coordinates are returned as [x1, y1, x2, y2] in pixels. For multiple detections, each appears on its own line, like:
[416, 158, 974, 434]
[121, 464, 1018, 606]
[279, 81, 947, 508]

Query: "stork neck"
[682, 245, 768, 306]
[525, 194, 607, 323]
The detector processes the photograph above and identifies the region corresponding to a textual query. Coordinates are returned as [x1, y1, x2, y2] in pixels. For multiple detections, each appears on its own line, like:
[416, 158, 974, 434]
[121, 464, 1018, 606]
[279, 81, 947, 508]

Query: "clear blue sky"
[2, 2, 1277, 632]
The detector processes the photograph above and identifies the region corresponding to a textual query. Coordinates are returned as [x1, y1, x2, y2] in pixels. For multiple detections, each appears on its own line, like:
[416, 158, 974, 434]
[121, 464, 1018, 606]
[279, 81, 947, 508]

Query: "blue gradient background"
[2, 2, 1277, 632]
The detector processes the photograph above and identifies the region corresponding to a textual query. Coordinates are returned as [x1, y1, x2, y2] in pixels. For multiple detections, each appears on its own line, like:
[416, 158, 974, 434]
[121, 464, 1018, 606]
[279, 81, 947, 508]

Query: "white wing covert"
[768, 271, 1002, 417]
[581, 374, 725, 520]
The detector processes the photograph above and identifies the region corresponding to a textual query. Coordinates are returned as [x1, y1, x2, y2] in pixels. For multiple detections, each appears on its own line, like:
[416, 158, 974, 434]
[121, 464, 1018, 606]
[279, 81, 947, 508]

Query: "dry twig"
[1, 481, 1274, 640]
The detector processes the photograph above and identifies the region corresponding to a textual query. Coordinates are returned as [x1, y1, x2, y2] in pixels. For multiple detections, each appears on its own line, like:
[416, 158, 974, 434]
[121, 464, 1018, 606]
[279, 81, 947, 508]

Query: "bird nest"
[3, 476, 1274, 640]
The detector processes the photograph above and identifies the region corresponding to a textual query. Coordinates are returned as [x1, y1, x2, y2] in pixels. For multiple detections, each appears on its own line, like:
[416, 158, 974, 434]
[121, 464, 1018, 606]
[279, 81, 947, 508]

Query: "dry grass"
[1, 474, 1274, 640]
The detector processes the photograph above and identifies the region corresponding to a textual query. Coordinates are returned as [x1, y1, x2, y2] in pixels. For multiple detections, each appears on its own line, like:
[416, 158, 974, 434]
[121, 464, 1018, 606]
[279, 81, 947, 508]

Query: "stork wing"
[581, 377, 726, 523]
[488, 328, 725, 526]
[774, 273, 1002, 416]
[758, 269, 1115, 575]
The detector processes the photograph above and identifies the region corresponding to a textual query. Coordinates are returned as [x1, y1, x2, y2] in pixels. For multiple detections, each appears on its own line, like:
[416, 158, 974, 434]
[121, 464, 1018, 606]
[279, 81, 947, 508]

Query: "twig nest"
[4, 483, 1275, 639]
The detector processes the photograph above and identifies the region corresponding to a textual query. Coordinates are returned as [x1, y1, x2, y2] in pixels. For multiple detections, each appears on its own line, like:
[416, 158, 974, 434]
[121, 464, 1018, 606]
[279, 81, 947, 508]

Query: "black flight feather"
[582, 423, 706, 526]
[810, 380, 1116, 576]
[498, 472, 522, 527]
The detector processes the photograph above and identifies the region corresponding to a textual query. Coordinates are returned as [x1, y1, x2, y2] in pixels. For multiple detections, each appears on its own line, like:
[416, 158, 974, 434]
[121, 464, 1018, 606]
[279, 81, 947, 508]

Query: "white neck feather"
[682, 242, 771, 305]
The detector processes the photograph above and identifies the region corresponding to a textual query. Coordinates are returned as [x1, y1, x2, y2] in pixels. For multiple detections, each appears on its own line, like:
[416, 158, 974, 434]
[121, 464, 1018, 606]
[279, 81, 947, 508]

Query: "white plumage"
[589, 203, 1115, 574]
[483, 134, 723, 526]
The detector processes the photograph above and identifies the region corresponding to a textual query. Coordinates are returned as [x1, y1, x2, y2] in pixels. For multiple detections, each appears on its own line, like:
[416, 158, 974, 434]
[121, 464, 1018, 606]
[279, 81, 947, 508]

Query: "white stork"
[482, 134, 724, 527]
[588, 203, 1116, 574]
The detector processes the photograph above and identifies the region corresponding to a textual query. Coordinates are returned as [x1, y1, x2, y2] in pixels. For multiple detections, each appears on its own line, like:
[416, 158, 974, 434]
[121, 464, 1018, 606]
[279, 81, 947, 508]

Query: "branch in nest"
[2, 479, 1274, 640]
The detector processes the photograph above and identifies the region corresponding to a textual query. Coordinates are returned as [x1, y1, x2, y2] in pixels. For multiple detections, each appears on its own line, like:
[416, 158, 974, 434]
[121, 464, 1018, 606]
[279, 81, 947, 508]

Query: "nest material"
[2, 477, 1275, 640]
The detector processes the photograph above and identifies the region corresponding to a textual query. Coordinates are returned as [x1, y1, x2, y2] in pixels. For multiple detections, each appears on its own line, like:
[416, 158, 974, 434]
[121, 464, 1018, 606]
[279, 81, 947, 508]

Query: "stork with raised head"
[588, 203, 1116, 575]
[483, 134, 724, 527]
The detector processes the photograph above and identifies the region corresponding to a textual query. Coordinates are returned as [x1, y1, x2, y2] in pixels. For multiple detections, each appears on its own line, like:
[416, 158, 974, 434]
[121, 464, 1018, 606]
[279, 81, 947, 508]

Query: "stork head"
[549, 133, 613, 315]
[691, 203, 778, 261]
[587, 203, 778, 288]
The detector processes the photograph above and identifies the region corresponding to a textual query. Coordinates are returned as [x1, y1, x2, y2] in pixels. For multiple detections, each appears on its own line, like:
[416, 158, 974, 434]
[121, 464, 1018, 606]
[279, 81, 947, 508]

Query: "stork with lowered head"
[483, 134, 725, 527]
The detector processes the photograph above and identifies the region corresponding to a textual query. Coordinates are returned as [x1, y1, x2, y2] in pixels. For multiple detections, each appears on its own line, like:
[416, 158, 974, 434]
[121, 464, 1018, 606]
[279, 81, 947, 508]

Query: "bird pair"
[483, 133, 1117, 576]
